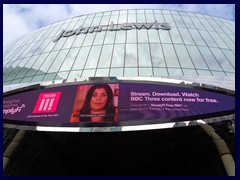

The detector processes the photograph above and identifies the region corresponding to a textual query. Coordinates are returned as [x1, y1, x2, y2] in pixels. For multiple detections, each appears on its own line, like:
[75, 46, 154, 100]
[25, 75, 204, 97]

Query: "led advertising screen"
[3, 82, 235, 126]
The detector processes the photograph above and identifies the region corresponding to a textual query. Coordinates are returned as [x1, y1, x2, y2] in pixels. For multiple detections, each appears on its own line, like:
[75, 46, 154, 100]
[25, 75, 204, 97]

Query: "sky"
[3, 4, 235, 47]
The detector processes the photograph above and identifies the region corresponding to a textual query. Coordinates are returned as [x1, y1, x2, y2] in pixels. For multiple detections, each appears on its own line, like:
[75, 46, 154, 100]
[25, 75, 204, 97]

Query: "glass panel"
[153, 68, 168, 76]
[218, 33, 235, 50]
[110, 68, 123, 76]
[72, 34, 86, 48]
[128, 14, 136, 23]
[55, 72, 69, 80]
[37, 51, 59, 74]
[108, 15, 118, 25]
[145, 12, 155, 22]
[52, 37, 67, 51]
[221, 49, 235, 68]
[111, 44, 125, 68]
[188, 29, 206, 46]
[189, 17, 205, 30]
[207, 19, 224, 33]
[186, 45, 208, 70]
[198, 46, 222, 71]
[59, 48, 79, 71]
[115, 30, 126, 44]
[43, 73, 57, 81]
[137, 13, 146, 23]
[208, 31, 228, 49]
[197, 70, 212, 76]
[159, 30, 171, 43]
[178, 28, 195, 45]
[125, 44, 137, 67]
[198, 30, 218, 48]
[148, 29, 160, 43]
[172, 15, 185, 28]
[181, 16, 195, 28]
[98, 45, 114, 68]
[174, 44, 194, 68]
[104, 31, 116, 44]
[62, 36, 76, 49]
[48, 49, 69, 73]
[138, 29, 149, 43]
[68, 70, 82, 79]
[198, 18, 214, 31]
[11, 79, 22, 84]
[84, 46, 102, 69]
[210, 48, 234, 72]
[72, 47, 91, 70]
[118, 14, 127, 24]
[81, 69, 96, 77]
[150, 44, 165, 67]
[154, 13, 164, 22]
[182, 69, 198, 76]
[124, 68, 138, 76]
[139, 68, 153, 76]
[31, 75, 44, 82]
[26, 53, 49, 76]
[82, 32, 96, 46]
[169, 28, 183, 44]
[43, 39, 56, 53]
[126, 29, 137, 43]
[211, 71, 226, 77]
[162, 44, 180, 68]
[168, 68, 183, 76]
[93, 31, 106, 45]
[95, 68, 109, 76]
[20, 77, 33, 83]
[163, 15, 176, 27]
[33, 38, 52, 55]
[138, 44, 152, 67]
[91, 17, 101, 26]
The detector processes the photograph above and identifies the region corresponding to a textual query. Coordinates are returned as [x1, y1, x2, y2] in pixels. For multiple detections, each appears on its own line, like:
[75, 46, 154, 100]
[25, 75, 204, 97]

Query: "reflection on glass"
[115, 31, 126, 44]
[209, 31, 228, 49]
[188, 29, 206, 46]
[150, 44, 165, 67]
[186, 45, 208, 69]
[68, 70, 83, 79]
[38, 51, 59, 74]
[153, 68, 168, 76]
[72, 34, 86, 48]
[84, 46, 101, 69]
[48, 49, 69, 73]
[104, 31, 116, 44]
[159, 30, 171, 43]
[93, 31, 106, 45]
[139, 68, 153, 76]
[198, 30, 218, 47]
[169, 28, 183, 44]
[55, 72, 69, 80]
[43, 73, 57, 81]
[59, 48, 79, 71]
[172, 15, 185, 28]
[82, 33, 96, 46]
[124, 68, 138, 76]
[98, 45, 113, 68]
[125, 44, 137, 67]
[138, 29, 149, 43]
[162, 44, 180, 68]
[95, 68, 109, 76]
[221, 49, 235, 68]
[111, 44, 125, 68]
[126, 29, 137, 43]
[178, 28, 195, 45]
[110, 68, 123, 76]
[174, 44, 194, 68]
[182, 68, 198, 76]
[198, 46, 222, 71]
[148, 30, 160, 43]
[197, 70, 212, 76]
[168, 68, 183, 76]
[81, 69, 96, 77]
[26, 53, 49, 76]
[31, 75, 44, 82]
[72, 47, 91, 70]
[138, 44, 152, 67]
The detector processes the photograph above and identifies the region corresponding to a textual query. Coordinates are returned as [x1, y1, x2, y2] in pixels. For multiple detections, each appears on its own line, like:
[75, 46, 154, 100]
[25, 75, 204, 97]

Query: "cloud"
[3, 4, 235, 47]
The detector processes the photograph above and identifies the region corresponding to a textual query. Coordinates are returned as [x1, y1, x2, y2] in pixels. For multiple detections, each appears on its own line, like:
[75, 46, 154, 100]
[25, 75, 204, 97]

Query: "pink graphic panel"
[33, 92, 61, 113]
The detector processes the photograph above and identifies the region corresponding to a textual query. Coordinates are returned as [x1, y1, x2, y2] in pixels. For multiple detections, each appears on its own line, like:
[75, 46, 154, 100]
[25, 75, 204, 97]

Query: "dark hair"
[79, 84, 115, 122]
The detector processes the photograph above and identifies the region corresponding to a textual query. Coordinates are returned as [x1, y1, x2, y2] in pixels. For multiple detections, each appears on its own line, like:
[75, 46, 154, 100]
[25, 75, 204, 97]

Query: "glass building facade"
[3, 9, 235, 90]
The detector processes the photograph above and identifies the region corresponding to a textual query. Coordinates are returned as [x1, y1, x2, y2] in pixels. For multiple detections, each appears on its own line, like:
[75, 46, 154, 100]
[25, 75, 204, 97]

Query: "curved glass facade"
[3, 9, 235, 89]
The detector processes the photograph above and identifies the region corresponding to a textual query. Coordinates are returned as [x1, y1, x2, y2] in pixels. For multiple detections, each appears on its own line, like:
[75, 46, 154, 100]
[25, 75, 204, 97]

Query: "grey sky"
[3, 4, 235, 47]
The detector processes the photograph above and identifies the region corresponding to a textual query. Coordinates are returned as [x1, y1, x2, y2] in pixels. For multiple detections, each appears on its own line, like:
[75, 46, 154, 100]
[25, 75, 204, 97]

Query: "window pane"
[82, 33, 96, 46]
[48, 49, 69, 73]
[112, 44, 125, 68]
[59, 48, 79, 71]
[197, 70, 212, 76]
[98, 45, 114, 68]
[150, 44, 165, 67]
[37, 51, 59, 74]
[221, 49, 235, 68]
[93, 31, 106, 45]
[182, 69, 198, 76]
[124, 68, 138, 76]
[186, 45, 208, 69]
[115, 30, 126, 44]
[153, 68, 168, 76]
[138, 44, 152, 67]
[95, 68, 109, 76]
[110, 68, 123, 76]
[174, 44, 194, 68]
[125, 44, 137, 67]
[68, 70, 83, 79]
[198, 30, 218, 48]
[126, 29, 137, 43]
[169, 28, 183, 44]
[188, 29, 206, 46]
[84, 46, 102, 69]
[72, 47, 91, 70]
[72, 34, 86, 48]
[139, 68, 153, 76]
[159, 30, 171, 43]
[104, 31, 116, 44]
[138, 29, 149, 43]
[81, 69, 96, 77]
[168, 68, 183, 76]
[178, 28, 195, 45]
[162, 44, 180, 68]
[148, 30, 160, 43]
[208, 31, 228, 49]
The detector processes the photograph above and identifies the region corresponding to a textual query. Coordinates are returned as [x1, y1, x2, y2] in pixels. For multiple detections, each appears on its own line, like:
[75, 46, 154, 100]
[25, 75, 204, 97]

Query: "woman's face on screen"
[90, 88, 108, 111]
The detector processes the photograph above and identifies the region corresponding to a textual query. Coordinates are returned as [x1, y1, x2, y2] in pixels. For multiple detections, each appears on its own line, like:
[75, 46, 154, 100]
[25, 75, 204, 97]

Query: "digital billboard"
[3, 81, 235, 127]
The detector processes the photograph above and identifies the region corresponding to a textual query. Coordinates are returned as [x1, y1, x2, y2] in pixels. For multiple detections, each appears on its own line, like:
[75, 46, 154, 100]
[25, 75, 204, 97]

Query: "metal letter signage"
[53, 21, 171, 42]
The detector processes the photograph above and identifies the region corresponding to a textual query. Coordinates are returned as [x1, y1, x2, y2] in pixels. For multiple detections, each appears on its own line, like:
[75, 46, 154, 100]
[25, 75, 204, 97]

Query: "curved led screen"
[3, 81, 235, 127]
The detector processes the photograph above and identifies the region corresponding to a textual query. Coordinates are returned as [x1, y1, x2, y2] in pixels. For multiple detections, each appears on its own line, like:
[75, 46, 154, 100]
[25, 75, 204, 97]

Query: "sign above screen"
[3, 81, 235, 127]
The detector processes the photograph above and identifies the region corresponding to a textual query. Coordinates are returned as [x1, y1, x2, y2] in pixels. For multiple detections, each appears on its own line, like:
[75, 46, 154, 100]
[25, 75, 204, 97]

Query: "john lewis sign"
[53, 21, 170, 42]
